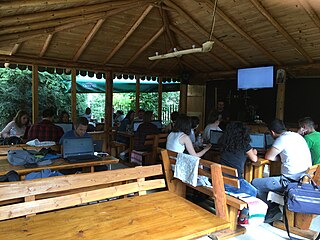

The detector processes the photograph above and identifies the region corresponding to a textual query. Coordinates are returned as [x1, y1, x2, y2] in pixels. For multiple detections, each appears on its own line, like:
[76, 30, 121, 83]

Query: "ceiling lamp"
[148, 0, 218, 61]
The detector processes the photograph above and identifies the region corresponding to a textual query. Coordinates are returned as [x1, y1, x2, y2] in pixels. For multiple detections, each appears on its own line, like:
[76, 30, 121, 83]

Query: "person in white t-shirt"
[203, 111, 222, 143]
[252, 119, 312, 223]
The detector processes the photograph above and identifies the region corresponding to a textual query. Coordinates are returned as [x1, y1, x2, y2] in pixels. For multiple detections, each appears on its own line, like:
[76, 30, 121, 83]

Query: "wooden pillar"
[105, 71, 113, 151]
[275, 70, 286, 120]
[32, 65, 39, 123]
[158, 77, 163, 120]
[71, 68, 77, 123]
[135, 76, 140, 114]
[179, 83, 187, 114]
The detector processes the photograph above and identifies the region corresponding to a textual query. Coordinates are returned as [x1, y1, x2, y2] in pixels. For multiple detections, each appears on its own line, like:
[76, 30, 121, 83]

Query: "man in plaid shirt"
[27, 108, 64, 143]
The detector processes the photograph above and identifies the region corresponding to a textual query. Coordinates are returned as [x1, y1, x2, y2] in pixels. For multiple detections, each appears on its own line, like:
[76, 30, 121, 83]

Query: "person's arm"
[246, 148, 258, 162]
[180, 134, 211, 157]
[1, 121, 14, 138]
[265, 147, 281, 161]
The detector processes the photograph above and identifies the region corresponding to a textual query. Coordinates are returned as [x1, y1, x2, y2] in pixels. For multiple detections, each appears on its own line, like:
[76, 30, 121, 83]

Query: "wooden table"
[0, 191, 230, 240]
[0, 156, 119, 178]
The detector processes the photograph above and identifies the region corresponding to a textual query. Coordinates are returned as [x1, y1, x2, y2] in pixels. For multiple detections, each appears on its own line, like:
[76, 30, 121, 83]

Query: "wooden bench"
[161, 149, 248, 239]
[273, 164, 320, 239]
[0, 164, 230, 240]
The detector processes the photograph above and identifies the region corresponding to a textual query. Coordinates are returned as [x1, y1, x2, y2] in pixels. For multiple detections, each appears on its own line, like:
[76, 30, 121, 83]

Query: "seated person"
[166, 114, 211, 157]
[1, 110, 29, 138]
[298, 117, 320, 165]
[59, 117, 91, 145]
[59, 110, 70, 123]
[27, 108, 64, 143]
[134, 111, 160, 151]
[134, 108, 145, 122]
[189, 116, 199, 145]
[203, 112, 222, 143]
[164, 111, 179, 133]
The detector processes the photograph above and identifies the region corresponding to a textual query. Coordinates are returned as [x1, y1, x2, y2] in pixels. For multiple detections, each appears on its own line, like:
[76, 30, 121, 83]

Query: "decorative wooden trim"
[249, 0, 313, 63]
[103, 5, 153, 64]
[163, 0, 250, 66]
[169, 25, 233, 70]
[205, 1, 282, 65]
[125, 27, 164, 67]
[40, 34, 53, 57]
[73, 19, 105, 61]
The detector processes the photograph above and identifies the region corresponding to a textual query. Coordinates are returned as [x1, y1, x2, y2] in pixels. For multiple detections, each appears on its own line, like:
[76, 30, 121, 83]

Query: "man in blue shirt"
[59, 117, 91, 145]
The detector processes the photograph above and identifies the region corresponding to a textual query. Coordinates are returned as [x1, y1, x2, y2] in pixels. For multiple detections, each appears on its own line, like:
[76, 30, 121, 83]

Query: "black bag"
[283, 175, 320, 240]
[0, 170, 19, 182]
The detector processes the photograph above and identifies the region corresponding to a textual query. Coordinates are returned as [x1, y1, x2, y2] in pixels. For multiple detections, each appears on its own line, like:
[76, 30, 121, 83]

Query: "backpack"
[7, 149, 38, 166]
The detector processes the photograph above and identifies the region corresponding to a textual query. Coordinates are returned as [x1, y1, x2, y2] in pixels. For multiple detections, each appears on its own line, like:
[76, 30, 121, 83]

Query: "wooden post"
[71, 68, 77, 123]
[32, 64, 38, 123]
[158, 77, 162, 120]
[135, 76, 140, 114]
[105, 71, 113, 152]
[275, 69, 286, 120]
[179, 83, 187, 114]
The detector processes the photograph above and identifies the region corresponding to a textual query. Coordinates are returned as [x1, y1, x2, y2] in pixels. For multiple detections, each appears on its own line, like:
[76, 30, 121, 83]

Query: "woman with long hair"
[218, 121, 258, 224]
[1, 110, 29, 138]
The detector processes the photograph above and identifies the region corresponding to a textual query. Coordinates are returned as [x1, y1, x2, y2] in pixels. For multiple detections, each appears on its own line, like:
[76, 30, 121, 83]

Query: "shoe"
[238, 217, 249, 225]
[264, 206, 282, 223]
[238, 208, 249, 225]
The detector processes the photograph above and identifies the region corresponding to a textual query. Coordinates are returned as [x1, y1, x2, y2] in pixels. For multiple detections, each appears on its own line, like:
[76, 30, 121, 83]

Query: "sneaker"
[238, 217, 249, 225]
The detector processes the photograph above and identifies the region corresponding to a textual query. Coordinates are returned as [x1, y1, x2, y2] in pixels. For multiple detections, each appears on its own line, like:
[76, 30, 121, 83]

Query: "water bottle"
[9, 126, 16, 136]
[197, 133, 203, 147]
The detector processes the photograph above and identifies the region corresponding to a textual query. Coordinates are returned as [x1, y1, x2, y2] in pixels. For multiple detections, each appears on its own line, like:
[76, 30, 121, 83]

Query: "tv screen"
[237, 66, 274, 89]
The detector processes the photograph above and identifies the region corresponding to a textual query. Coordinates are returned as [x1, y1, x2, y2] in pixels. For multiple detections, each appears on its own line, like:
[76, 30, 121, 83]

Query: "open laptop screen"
[209, 130, 223, 145]
[151, 120, 162, 129]
[265, 133, 275, 149]
[249, 133, 265, 149]
[133, 121, 143, 132]
[63, 137, 94, 158]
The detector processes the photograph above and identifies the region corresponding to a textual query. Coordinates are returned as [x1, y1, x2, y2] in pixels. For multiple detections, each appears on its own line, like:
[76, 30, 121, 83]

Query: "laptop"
[63, 137, 101, 163]
[133, 121, 143, 132]
[249, 133, 265, 150]
[265, 133, 275, 149]
[151, 120, 162, 129]
[93, 140, 103, 152]
[55, 123, 73, 133]
[209, 130, 223, 149]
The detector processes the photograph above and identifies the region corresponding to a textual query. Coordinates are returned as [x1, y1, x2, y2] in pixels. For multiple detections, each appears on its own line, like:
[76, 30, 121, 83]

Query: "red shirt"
[27, 120, 64, 143]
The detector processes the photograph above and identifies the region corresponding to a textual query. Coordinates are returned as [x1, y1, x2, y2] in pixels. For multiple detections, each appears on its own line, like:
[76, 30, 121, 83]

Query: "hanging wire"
[209, 0, 218, 41]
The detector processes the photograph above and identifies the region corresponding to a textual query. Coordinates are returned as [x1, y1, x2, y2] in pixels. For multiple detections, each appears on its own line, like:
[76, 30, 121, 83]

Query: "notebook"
[265, 133, 275, 149]
[249, 133, 265, 150]
[209, 130, 223, 148]
[63, 137, 101, 163]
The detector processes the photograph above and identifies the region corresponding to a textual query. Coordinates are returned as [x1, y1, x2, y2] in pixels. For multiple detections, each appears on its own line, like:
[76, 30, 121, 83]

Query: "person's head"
[125, 110, 135, 122]
[59, 111, 69, 123]
[217, 100, 225, 112]
[218, 121, 250, 152]
[208, 111, 220, 124]
[13, 110, 29, 127]
[170, 111, 179, 123]
[116, 110, 123, 116]
[268, 119, 286, 137]
[298, 117, 316, 135]
[74, 117, 89, 136]
[85, 107, 91, 115]
[173, 114, 191, 135]
[143, 111, 153, 123]
[190, 116, 200, 129]
[42, 108, 55, 121]
[137, 109, 145, 119]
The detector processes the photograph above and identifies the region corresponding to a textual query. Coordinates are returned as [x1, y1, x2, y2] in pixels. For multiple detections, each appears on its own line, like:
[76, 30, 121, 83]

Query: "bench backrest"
[160, 149, 237, 221]
[305, 163, 320, 184]
[0, 164, 165, 221]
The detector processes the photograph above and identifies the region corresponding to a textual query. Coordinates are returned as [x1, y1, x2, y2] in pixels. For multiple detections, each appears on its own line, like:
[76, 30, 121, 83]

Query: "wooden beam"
[103, 5, 153, 64]
[181, 59, 198, 72]
[149, 60, 160, 70]
[10, 43, 20, 55]
[179, 83, 187, 114]
[205, 1, 282, 65]
[105, 71, 113, 152]
[158, 77, 163, 120]
[32, 65, 39, 124]
[71, 68, 77, 123]
[0, 0, 151, 27]
[298, 0, 320, 29]
[169, 25, 233, 70]
[0, 0, 89, 10]
[249, 0, 313, 63]
[163, 0, 251, 66]
[73, 19, 105, 61]
[40, 34, 53, 57]
[136, 76, 141, 113]
[125, 27, 164, 67]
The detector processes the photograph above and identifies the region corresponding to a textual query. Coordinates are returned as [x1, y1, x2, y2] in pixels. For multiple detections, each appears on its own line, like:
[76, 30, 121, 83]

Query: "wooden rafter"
[103, 5, 153, 64]
[149, 60, 160, 70]
[0, 0, 151, 27]
[125, 27, 164, 67]
[298, 0, 320, 29]
[249, 0, 313, 63]
[73, 19, 105, 61]
[205, 1, 282, 65]
[10, 43, 20, 55]
[169, 25, 233, 70]
[0, 0, 87, 10]
[40, 34, 53, 57]
[181, 59, 198, 72]
[163, 0, 251, 66]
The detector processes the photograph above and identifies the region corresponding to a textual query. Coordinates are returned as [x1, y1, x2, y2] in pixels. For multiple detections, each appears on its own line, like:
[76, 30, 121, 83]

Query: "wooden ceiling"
[0, 0, 320, 81]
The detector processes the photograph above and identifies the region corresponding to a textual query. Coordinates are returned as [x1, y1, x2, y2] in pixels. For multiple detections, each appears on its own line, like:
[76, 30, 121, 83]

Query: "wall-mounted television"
[237, 66, 274, 90]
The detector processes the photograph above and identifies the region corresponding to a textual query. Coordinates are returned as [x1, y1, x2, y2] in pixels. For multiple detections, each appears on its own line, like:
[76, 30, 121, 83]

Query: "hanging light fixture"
[148, 0, 218, 61]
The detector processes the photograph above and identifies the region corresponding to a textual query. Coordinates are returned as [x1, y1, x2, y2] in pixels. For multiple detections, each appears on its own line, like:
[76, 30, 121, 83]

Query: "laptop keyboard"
[66, 155, 101, 163]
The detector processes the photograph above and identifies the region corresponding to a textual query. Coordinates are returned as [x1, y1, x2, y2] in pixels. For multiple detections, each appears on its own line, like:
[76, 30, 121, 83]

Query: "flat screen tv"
[237, 66, 274, 89]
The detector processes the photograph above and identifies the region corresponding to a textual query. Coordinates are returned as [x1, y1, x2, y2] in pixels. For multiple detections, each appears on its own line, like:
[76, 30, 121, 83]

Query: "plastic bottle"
[197, 133, 203, 147]
[9, 126, 16, 136]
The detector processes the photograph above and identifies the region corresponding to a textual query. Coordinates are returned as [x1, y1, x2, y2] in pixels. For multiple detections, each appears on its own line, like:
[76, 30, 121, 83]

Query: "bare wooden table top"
[0, 191, 229, 240]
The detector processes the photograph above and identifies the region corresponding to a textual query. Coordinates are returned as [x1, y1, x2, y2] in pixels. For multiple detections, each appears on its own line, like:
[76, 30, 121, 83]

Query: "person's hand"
[204, 143, 212, 150]
[252, 148, 258, 155]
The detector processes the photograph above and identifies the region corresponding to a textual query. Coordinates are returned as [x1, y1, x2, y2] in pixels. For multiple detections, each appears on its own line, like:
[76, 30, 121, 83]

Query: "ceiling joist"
[298, 0, 320, 30]
[40, 34, 53, 57]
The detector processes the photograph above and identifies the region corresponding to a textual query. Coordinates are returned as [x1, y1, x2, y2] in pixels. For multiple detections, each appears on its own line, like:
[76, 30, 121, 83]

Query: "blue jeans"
[224, 178, 257, 197]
